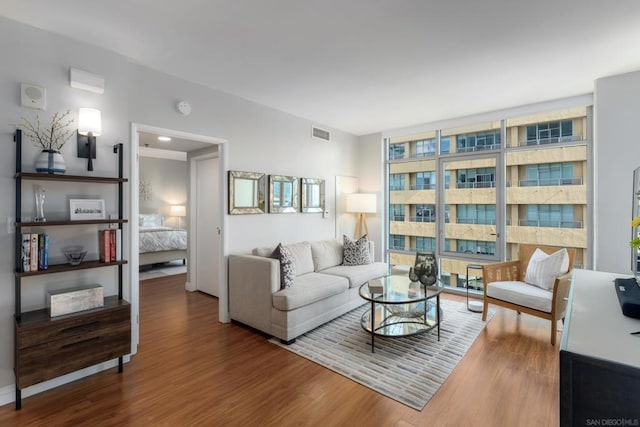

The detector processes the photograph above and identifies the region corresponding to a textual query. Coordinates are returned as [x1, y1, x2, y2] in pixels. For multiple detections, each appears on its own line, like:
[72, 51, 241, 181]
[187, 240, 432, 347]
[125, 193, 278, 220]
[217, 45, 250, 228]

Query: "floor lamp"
[346, 193, 377, 239]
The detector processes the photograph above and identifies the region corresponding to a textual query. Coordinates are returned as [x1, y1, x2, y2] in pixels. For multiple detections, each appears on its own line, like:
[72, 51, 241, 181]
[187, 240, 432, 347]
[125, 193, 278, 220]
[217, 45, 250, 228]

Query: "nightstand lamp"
[170, 205, 186, 229]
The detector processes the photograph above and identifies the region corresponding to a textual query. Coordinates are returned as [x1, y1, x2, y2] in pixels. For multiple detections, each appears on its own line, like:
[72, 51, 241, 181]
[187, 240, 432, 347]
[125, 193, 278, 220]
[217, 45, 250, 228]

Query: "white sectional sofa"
[229, 239, 388, 343]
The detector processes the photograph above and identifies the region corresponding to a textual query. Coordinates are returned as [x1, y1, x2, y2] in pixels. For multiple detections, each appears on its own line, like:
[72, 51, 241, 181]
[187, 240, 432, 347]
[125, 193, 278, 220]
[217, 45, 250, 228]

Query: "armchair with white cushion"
[481, 244, 576, 345]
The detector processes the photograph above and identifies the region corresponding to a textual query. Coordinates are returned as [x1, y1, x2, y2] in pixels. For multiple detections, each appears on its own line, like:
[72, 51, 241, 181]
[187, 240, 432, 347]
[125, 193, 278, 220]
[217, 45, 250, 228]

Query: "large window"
[389, 234, 405, 250]
[415, 236, 436, 251]
[386, 106, 589, 290]
[457, 204, 496, 225]
[457, 167, 496, 188]
[457, 130, 500, 152]
[523, 205, 579, 228]
[414, 204, 436, 222]
[389, 143, 405, 160]
[389, 173, 405, 191]
[523, 163, 579, 186]
[525, 120, 573, 145]
[390, 204, 405, 221]
[413, 172, 436, 190]
[457, 239, 496, 255]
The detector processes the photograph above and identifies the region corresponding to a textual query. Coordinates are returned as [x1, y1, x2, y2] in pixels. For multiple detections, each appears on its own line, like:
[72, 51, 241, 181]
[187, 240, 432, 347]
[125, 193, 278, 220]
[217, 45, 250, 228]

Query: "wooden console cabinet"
[560, 269, 640, 425]
[13, 130, 130, 409]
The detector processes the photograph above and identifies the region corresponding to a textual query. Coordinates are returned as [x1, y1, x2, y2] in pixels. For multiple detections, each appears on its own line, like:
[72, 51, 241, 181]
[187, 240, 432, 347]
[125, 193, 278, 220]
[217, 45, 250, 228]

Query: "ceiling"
[3, 0, 640, 136]
[138, 131, 211, 153]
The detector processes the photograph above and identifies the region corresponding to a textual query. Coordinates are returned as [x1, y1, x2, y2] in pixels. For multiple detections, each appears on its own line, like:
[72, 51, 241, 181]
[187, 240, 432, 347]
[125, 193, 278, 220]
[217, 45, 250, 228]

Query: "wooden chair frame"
[481, 244, 576, 345]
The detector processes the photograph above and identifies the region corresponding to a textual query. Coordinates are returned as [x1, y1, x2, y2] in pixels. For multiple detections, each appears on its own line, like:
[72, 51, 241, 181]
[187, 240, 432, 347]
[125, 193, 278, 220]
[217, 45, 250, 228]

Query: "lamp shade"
[169, 205, 186, 217]
[78, 108, 102, 136]
[346, 193, 377, 213]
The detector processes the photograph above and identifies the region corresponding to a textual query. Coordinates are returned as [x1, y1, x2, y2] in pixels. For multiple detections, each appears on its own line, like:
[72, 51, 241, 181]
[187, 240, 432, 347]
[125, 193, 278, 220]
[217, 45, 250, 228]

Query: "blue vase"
[35, 150, 66, 174]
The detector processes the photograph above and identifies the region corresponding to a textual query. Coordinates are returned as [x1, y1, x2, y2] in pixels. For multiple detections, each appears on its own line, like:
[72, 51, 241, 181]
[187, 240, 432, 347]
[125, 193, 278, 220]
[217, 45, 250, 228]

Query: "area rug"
[270, 299, 495, 411]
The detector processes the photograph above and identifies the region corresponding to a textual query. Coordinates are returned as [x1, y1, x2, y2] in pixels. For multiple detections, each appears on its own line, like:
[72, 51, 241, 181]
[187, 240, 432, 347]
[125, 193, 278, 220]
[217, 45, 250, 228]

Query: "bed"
[139, 213, 187, 266]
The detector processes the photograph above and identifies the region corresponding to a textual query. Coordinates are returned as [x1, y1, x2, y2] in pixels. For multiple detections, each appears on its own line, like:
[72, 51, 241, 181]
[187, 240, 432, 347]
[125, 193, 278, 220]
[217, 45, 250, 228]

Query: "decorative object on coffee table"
[409, 251, 438, 286]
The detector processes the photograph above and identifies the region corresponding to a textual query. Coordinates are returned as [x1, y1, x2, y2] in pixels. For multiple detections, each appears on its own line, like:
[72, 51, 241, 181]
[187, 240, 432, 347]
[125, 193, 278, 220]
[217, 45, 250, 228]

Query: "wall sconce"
[346, 193, 377, 239]
[77, 108, 102, 171]
[170, 205, 186, 229]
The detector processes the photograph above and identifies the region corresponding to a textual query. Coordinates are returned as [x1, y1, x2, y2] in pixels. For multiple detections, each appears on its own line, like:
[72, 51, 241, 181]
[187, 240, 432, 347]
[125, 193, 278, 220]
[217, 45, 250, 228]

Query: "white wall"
[0, 17, 360, 391]
[139, 156, 187, 224]
[594, 70, 640, 274]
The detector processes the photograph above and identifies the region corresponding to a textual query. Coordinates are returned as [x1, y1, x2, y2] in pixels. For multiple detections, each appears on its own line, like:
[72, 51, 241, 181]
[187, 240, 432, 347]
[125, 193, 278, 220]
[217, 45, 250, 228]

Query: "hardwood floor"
[0, 275, 560, 426]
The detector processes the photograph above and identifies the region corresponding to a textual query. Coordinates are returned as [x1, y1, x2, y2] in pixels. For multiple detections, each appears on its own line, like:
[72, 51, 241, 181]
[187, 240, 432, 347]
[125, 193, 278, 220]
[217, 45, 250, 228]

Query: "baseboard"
[0, 355, 130, 407]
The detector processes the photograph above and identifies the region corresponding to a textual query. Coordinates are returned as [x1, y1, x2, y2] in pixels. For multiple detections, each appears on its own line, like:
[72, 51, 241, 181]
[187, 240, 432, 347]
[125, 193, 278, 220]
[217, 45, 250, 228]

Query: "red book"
[110, 229, 116, 262]
[99, 229, 111, 263]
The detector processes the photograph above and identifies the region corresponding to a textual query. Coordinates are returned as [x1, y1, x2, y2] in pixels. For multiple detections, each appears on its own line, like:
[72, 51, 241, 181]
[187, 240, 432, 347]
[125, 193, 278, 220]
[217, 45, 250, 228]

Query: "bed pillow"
[139, 213, 163, 227]
[524, 248, 569, 291]
[271, 243, 296, 289]
[343, 234, 372, 266]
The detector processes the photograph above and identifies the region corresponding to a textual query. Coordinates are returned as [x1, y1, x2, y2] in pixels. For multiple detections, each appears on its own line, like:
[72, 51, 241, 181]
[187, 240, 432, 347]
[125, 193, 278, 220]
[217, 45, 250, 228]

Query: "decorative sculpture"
[409, 251, 438, 286]
[35, 186, 46, 222]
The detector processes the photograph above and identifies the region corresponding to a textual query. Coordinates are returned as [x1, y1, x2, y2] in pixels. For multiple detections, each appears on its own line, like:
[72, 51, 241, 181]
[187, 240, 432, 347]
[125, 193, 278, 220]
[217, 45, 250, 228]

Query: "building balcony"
[519, 177, 583, 187]
[456, 181, 496, 189]
[517, 134, 583, 147]
[518, 219, 583, 229]
[456, 143, 500, 153]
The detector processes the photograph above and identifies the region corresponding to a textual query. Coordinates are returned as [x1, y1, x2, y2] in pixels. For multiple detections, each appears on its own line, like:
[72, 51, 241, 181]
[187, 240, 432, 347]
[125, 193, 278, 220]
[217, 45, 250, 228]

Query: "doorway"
[129, 123, 228, 356]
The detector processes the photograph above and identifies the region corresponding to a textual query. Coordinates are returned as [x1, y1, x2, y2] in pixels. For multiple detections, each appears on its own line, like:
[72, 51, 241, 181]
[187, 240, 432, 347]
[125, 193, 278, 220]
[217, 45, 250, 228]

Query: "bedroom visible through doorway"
[129, 123, 227, 357]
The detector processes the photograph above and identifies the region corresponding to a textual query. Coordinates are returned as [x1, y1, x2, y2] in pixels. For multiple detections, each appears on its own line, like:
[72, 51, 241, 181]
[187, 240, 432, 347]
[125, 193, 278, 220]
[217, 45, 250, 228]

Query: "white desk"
[560, 269, 640, 425]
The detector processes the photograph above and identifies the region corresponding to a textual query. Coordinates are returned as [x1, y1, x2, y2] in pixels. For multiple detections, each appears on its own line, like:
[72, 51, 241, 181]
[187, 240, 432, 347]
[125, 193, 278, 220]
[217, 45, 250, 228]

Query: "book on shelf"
[115, 229, 122, 261]
[110, 229, 116, 262]
[21, 233, 31, 272]
[98, 229, 111, 263]
[29, 234, 38, 272]
[37, 234, 49, 270]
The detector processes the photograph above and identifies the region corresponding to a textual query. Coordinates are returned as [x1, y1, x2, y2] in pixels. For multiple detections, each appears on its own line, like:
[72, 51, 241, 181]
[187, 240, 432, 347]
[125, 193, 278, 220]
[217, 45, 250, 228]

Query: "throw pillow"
[343, 234, 372, 266]
[272, 243, 296, 289]
[524, 248, 570, 291]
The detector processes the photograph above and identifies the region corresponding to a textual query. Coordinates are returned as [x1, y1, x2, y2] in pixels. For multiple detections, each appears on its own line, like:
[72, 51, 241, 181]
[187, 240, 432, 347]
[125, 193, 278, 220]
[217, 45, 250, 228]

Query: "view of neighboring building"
[387, 107, 589, 290]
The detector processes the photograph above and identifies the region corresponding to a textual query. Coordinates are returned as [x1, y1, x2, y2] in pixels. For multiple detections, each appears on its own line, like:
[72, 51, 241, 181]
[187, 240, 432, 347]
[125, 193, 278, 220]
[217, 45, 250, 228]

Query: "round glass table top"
[359, 275, 444, 304]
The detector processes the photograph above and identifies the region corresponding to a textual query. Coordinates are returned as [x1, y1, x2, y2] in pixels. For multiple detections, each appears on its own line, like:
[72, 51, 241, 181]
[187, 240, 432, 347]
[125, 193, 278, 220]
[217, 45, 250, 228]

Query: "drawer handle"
[61, 321, 100, 334]
[61, 336, 100, 349]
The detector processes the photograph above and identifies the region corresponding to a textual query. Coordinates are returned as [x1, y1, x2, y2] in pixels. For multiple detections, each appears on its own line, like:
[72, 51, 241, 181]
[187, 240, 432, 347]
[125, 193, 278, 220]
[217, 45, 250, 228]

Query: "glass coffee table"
[359, 275, 444, 353]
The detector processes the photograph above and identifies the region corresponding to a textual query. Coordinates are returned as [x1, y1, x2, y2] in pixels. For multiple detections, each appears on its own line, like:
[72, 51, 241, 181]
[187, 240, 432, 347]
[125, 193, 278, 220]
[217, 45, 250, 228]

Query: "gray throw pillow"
[272, 243, 296, 289]
[343, 235, 372, 266]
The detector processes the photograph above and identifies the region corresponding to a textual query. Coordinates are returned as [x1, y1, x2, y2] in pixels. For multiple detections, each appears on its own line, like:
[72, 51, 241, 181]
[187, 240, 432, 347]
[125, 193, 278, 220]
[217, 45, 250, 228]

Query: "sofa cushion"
[272, 272, 349, 311]
[321, 262, 388, 288]
[310, 239, 343, 271]
[271, 243, 296, 289]
[486, 280, 552, 313]
[525, 248, 569, 291]
[343, 235, 372, 266]
[284, 241, 315, 276]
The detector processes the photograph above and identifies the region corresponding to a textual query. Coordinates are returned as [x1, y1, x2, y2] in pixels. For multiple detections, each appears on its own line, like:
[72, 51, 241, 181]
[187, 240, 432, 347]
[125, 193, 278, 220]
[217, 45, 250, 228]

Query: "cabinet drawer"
[16, 320, 131, 389]
[16, 302, 129, 349]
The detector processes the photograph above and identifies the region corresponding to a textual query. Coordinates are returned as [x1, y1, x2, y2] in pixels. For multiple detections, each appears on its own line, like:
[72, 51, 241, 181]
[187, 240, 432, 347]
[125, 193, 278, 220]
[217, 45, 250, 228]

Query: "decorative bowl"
[62, 246, 87, 266]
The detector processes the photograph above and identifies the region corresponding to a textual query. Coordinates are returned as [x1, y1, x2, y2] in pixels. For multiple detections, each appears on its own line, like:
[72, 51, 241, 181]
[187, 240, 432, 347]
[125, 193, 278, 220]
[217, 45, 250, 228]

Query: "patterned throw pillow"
[343, 235, 372, 266]
[272, 243, 296, 289]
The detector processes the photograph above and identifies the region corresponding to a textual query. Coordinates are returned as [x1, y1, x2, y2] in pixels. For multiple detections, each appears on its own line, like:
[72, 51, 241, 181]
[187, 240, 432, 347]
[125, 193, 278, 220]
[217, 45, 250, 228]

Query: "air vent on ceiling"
[311, 126, 331, 142]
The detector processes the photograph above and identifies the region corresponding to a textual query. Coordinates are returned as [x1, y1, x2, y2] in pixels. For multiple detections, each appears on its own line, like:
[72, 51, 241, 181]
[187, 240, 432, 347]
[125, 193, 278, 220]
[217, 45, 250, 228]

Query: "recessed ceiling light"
[158, 136, 171, 142]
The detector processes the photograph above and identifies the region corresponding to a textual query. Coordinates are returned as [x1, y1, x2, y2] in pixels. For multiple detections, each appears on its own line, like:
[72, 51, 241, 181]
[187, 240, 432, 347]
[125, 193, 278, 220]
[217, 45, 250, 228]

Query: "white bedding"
[139, 226, 187, 253]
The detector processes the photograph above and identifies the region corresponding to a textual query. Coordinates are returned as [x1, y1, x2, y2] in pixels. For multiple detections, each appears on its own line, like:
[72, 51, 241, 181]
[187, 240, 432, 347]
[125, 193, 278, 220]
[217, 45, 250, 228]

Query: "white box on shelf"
[47, 284, 104, 317]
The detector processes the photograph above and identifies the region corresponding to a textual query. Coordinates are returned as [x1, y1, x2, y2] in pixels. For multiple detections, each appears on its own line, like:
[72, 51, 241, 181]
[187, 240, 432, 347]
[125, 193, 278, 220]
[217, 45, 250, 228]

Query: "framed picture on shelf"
[70, 199, 106, 220]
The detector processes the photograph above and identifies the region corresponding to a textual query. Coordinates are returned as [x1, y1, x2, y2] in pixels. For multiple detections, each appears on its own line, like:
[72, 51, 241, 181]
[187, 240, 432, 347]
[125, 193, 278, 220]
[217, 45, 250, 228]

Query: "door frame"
[189, 151, 220, 295]
[129, 123, 228, 356]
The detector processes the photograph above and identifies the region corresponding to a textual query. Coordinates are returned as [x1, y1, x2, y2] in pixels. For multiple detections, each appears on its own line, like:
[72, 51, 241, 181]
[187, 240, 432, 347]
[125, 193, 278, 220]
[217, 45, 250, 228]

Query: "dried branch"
[19, 110, 74, 151]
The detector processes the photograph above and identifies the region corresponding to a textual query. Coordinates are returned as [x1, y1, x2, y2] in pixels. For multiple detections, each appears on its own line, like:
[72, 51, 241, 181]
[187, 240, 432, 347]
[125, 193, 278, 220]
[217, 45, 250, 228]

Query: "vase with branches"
[19, 110, 74, 174]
